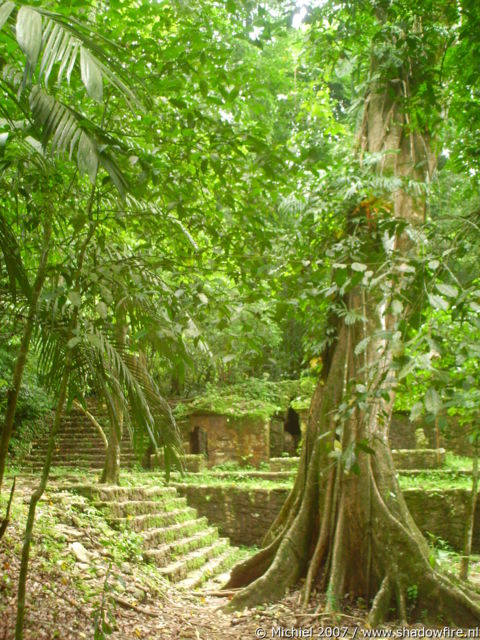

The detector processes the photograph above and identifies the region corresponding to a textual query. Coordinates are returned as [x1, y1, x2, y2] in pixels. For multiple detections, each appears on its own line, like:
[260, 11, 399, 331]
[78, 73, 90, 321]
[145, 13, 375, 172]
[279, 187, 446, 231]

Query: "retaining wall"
[173, 482, 480, 552]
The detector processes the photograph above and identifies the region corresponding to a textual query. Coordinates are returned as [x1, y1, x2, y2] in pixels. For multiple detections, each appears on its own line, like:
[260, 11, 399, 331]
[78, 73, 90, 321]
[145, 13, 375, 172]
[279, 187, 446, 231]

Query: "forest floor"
[1, 474, 479, 639]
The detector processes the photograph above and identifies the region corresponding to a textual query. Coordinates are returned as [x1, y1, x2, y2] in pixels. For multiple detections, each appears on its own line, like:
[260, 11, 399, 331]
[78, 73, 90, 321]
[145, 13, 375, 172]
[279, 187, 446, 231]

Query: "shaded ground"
[1, 473, 480, 639]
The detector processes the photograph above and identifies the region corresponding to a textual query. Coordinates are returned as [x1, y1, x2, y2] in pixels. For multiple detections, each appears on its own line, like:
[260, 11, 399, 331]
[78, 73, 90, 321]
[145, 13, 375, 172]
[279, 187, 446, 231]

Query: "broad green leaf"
[68, 290, 81, 307]
[424, 388, 442, 416]
[87, 333, 102, 349]
[77, 132, 98, 183]
[391, 299, 403, 315]
[351, 262, 367, 272]
[428, 293, 449, 311]
[354, 336, 370, 355]
[96, 301, 108, 319]
[410, 402, 424, 421]
[356, 440, 375, 455]
[80, 47, 103, 102]
[436, 283, 458, 298]
[67, 337, 81, 349]
[16, 6, 42, 67]
[0, 2, 14, 31]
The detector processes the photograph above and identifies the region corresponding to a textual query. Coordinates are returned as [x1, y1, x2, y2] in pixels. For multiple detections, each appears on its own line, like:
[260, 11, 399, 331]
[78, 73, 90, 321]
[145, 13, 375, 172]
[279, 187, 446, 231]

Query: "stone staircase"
[71, 483, 248, 590]
[23, 403, 136, 470]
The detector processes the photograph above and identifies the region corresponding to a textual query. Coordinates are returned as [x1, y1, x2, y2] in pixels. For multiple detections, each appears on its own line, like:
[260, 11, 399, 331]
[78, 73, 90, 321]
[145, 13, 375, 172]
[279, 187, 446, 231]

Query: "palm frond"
[0, 1, 142, 109]
[0, 210, 31, 302]
[95, 330, 182, 475]
[29, 85, 128, 194]
[33, 300, 183, 475]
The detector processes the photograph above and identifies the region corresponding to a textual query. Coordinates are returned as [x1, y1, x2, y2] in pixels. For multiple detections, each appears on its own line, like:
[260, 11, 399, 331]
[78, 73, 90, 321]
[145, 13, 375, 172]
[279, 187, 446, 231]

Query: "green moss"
[174, 377, 314, 420]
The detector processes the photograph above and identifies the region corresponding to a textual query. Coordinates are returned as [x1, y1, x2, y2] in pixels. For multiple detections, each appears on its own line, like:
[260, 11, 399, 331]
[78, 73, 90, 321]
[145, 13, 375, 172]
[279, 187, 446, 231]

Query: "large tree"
[226, 0, 480, 625]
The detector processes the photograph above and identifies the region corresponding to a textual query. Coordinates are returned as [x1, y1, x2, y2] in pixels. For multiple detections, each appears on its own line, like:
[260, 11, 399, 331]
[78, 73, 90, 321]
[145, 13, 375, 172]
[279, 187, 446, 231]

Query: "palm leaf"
[0, 1, 142, 109]
[33, 300, 182, 475]
[26, 84, 128, 195]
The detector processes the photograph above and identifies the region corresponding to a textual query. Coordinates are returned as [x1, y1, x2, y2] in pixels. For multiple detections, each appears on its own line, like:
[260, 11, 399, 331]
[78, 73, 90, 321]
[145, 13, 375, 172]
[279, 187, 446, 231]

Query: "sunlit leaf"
[80, 47, 103, 102]
[16, 6, 42, 67]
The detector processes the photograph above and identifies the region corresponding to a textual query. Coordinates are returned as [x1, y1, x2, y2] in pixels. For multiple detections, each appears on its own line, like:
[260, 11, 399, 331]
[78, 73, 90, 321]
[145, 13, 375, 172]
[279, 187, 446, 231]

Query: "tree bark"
[0, 220, 51, 491]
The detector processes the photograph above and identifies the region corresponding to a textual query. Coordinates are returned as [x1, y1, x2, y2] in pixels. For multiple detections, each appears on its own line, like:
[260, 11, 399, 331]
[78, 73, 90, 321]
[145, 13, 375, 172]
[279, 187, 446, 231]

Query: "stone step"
[210, 470, 294, 481]
[32, 443, 107, 452]
[31, 436, 132, 448]
[70, 484, 176, 502]
[399, 468, 472, 477]
[66, 478, 245, 590]
[269, 457, 300, 472]
[24, 453, 136, 464]
[24, 459, 136, 470]
[27, 451, 135, 462]
[158, 539, 229, 582]
[109, 508, 197, 532]
[95, 497, 187, 518]
[179, 547, 240, 591]
[143, 528, 218, 567]
[28, 441, 134, 456]
[141, 518, 209, 547]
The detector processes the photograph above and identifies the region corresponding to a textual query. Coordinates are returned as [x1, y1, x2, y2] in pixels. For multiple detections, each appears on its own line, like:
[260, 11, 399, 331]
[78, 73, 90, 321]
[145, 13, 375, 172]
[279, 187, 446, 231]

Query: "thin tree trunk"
[73, 400, 108, 449]
[100, 304, 127, 485]
[0, 221, 52, 491]
[14, 361, 71, 640]
[460, 442, 479, 581]
[101, 397, 122, 484]
[0, 476, 16, 540]
[14, 212, 96, 639]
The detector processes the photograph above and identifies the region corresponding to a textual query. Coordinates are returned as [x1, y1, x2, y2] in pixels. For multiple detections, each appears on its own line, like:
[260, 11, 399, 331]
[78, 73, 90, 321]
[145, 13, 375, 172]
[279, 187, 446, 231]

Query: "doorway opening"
[190, 426, 208, 456]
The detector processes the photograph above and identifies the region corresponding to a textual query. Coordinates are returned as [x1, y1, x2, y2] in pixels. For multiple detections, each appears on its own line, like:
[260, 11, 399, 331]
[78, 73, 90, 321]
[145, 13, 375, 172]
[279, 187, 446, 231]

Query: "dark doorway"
[284, 407, 301, 455]
[190, 426, 208, 455]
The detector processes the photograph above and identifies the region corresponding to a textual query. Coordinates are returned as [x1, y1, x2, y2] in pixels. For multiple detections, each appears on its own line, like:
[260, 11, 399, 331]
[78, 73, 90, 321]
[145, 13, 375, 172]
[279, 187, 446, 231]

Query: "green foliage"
[0, 345, 51, 458]
[174, 378, 311, 421]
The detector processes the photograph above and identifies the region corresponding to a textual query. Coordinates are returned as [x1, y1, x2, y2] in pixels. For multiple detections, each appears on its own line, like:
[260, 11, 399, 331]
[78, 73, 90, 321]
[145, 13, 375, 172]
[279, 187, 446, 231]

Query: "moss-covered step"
[68, 481, 248, 589]
[158, 539, 230, 582]
[22, 402, 135, 471]
[269, 457, 300, 472]
[392, 448, 446, 469]
[144, 528, 219, 566]
[180, 545, 251, 591]
[142, 518, 210, 547]
[150, 453, 207, 472]
[269, 449, 447, 472]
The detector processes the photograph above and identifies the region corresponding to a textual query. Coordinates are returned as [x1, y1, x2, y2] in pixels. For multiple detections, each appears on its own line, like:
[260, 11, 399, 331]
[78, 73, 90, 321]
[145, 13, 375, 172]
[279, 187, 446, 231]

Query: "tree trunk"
[460, 442, 479, 581]
[14, 212, 97, 639]
[15, 362, 71, 640]
[226, 295, 480, 624]
[225, 68, 480, 625]
[101, 408, 122, 484]
[0, 221, 51, 491]
[100, 303, 127, 485]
